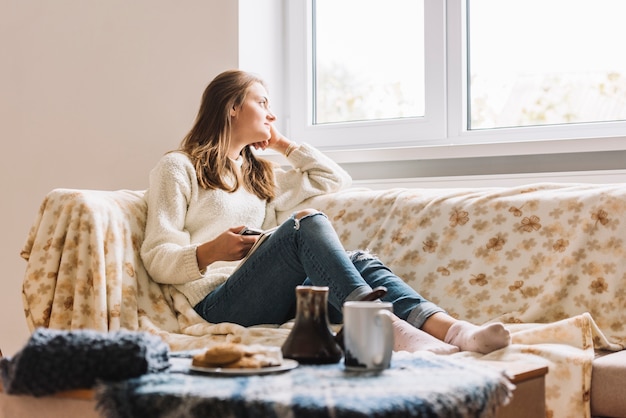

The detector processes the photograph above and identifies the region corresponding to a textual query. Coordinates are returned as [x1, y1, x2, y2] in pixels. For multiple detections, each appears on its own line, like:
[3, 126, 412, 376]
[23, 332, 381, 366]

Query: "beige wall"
[0, 0, 240, 355]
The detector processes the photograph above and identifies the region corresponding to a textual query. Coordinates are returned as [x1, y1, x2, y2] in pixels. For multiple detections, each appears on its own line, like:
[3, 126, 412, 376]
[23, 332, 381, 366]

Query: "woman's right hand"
[196, 226, 258, 270]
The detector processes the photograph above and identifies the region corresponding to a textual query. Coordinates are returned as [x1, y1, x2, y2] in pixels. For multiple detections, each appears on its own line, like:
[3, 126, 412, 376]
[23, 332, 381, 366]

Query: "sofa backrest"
[294, 184, 626, 346]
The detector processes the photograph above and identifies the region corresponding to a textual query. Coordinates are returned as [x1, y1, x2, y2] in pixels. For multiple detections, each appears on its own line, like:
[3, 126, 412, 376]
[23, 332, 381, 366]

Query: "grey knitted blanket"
[96, 351, 513, 418]
[0, 327, 170, 396]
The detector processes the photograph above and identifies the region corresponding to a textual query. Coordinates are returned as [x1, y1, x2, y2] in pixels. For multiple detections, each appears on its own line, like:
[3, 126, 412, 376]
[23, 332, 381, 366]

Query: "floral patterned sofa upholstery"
[20, 183, 626, 418]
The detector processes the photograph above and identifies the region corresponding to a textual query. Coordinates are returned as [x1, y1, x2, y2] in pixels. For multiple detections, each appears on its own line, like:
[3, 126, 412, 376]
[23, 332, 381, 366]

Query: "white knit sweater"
[140, 144, 352, 307]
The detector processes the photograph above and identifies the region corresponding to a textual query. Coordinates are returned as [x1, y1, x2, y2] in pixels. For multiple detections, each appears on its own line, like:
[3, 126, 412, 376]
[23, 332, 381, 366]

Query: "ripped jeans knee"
[347, 249, 377, 262]
[290, 209, 327, 230]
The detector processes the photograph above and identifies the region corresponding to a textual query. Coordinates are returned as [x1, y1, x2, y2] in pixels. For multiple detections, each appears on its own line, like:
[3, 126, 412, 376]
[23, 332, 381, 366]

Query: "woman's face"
[230, 82, 276, 149]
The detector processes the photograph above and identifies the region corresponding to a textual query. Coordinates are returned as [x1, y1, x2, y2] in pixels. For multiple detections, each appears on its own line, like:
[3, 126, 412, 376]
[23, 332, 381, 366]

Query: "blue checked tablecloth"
[96, 351, 513, 418]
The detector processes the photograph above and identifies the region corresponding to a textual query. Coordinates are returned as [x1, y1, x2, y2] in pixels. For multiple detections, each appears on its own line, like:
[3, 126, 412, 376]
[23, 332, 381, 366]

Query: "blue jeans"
[193, 212, 444, 327]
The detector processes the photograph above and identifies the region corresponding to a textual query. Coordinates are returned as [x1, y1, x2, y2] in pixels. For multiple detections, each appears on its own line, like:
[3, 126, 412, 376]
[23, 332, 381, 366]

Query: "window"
[469, 0, 626, 130]
[313, 0, 424, 124]
[285, 0, 626, 158]
[286, 0, 446, 149]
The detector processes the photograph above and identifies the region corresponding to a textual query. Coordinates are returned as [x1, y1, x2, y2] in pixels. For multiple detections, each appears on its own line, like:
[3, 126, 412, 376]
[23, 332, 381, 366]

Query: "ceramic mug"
[342, 301, 394, 371]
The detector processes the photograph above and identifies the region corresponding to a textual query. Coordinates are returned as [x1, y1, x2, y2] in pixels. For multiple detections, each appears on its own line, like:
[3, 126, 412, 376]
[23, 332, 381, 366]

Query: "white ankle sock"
[444, 321, 511, 354]
[393, 318, 460, 355]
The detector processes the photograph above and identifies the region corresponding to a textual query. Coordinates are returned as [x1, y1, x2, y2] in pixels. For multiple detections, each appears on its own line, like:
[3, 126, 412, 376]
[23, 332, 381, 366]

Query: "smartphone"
[239, 227, 263, 236]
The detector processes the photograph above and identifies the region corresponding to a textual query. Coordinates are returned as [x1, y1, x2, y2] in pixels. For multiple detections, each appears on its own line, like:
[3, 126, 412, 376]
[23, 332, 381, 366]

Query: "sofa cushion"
[591, 350, 626, 418]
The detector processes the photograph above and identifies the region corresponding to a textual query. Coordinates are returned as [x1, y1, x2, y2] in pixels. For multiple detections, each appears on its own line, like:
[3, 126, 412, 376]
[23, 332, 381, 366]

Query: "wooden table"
[491, 362, 549, 418]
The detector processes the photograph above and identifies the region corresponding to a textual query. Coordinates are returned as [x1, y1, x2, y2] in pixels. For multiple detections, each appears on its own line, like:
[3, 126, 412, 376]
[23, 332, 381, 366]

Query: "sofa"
[15, 183, 626, 417]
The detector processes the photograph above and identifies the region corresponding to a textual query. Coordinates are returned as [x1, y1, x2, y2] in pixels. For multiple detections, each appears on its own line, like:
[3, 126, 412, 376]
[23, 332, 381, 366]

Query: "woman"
[140, 69, 510, 354]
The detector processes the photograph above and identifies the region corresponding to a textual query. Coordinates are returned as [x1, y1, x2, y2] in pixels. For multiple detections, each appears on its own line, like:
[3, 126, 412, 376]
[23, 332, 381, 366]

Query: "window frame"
[285, 0, 446, 149]
[284, 0, 626, 163]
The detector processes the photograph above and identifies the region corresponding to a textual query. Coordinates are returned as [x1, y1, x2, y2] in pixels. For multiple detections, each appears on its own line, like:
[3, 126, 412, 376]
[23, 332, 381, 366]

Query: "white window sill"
[327, 136, 626, 164]
[265, 135, 626, 165]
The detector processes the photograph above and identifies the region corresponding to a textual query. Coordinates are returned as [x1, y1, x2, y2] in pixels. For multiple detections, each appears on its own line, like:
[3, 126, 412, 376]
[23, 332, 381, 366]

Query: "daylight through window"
[313, 0, 425, 125]
[286, 0, 626, 152]
[468, 0, 626, 130]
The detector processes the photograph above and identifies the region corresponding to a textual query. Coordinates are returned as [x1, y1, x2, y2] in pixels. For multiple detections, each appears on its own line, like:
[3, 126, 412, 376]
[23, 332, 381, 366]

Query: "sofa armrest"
[21, 188, 150, 332]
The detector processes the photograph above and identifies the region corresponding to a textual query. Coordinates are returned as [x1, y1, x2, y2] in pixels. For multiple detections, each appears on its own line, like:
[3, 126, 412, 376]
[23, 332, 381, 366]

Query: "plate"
[189, 359, 299, 376]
